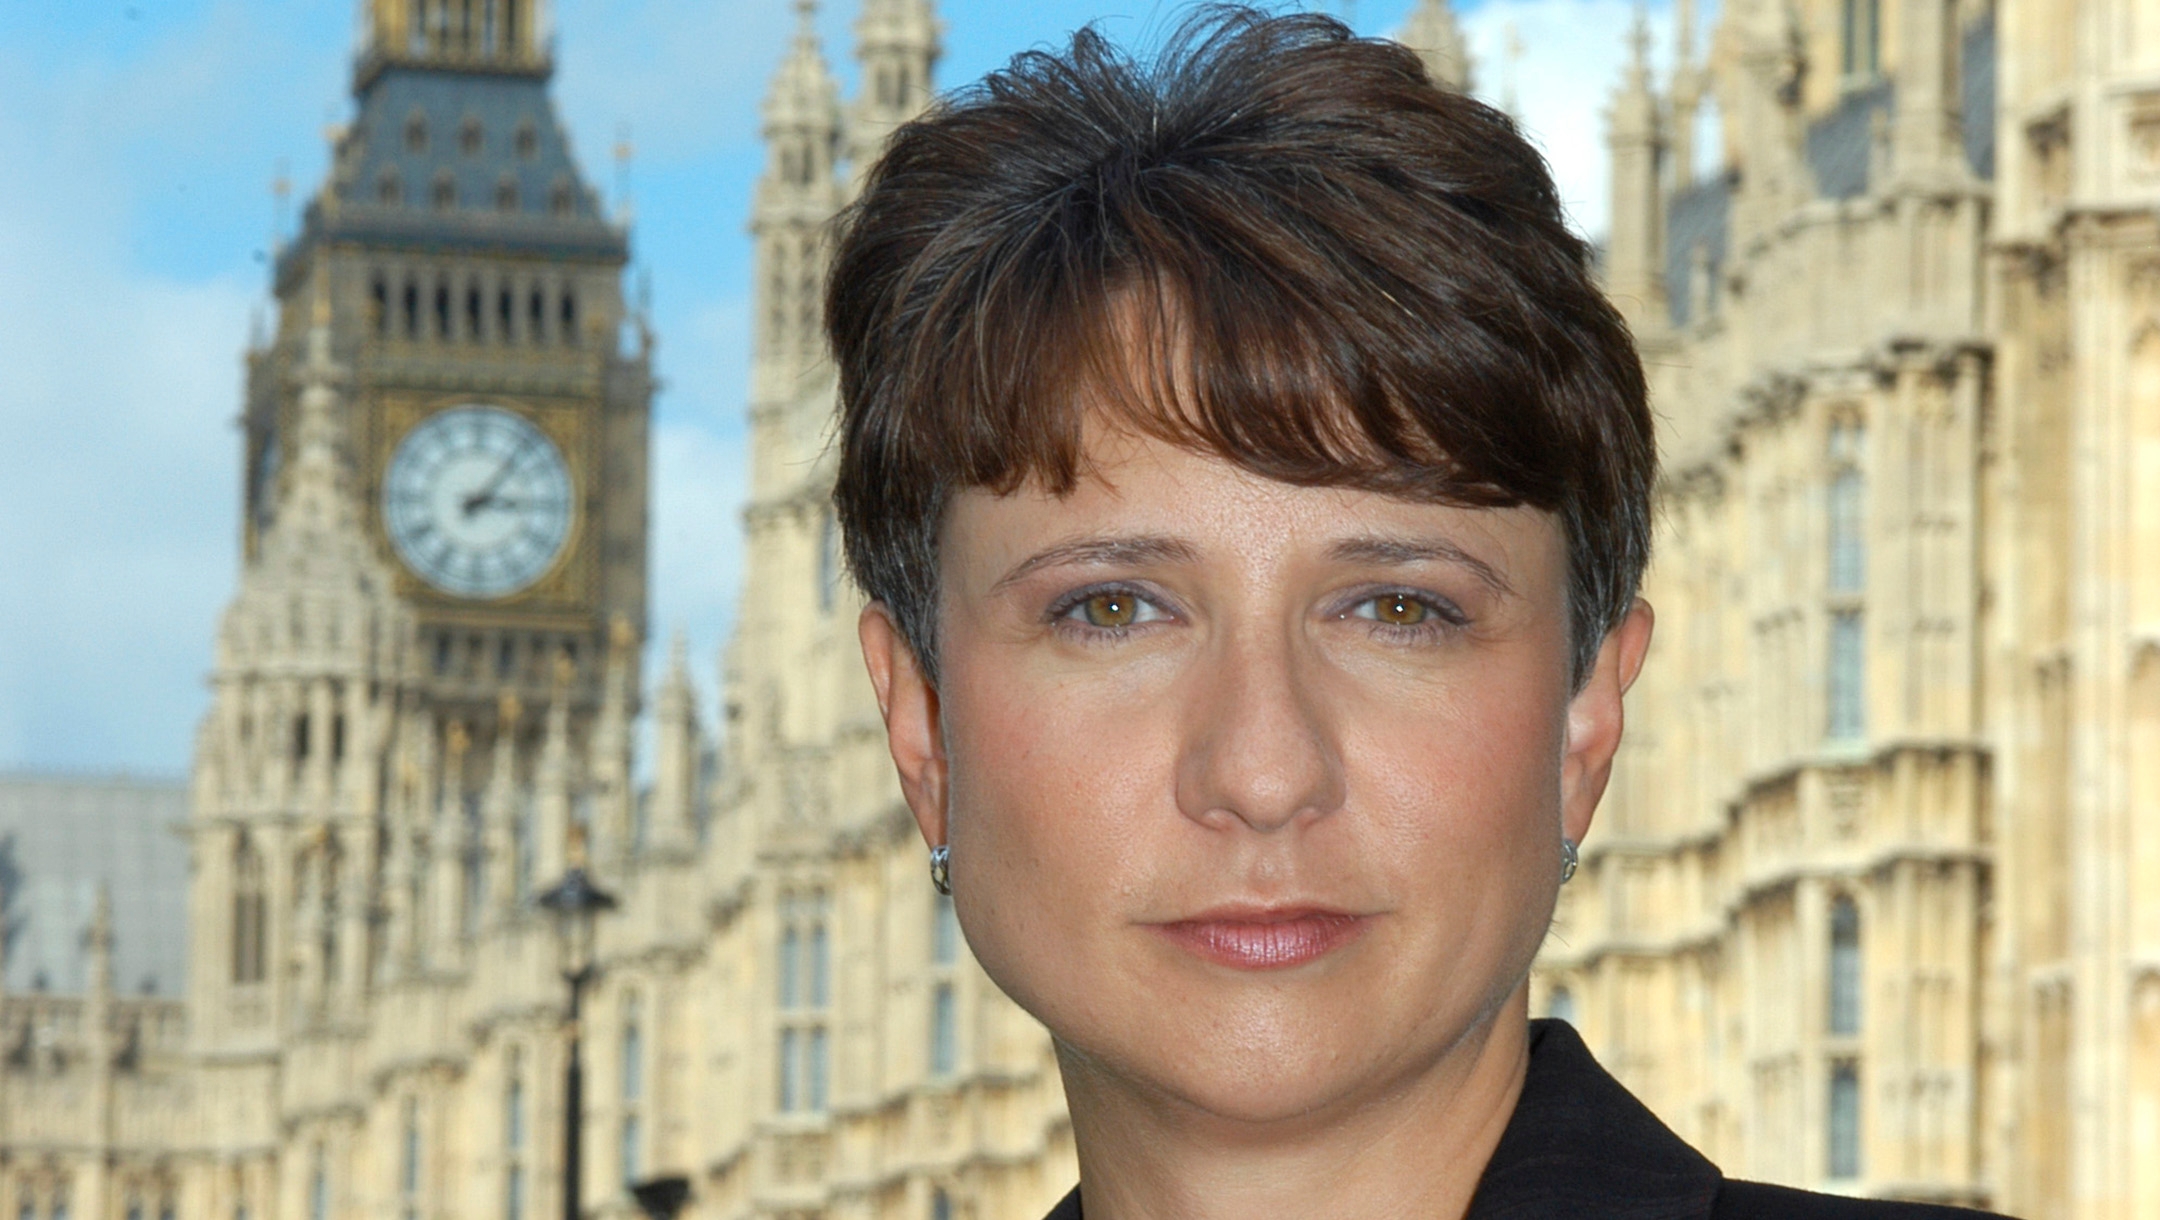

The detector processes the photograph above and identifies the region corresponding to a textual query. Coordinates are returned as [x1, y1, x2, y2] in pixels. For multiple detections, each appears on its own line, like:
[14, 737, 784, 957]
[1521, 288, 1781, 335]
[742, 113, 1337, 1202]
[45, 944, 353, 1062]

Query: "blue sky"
[0, 0, 1677, 776]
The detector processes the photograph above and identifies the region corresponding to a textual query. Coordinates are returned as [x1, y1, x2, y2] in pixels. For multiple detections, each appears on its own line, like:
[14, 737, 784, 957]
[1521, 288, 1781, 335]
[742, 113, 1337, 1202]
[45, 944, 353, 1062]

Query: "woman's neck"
[1056, 997, 1532, 1220]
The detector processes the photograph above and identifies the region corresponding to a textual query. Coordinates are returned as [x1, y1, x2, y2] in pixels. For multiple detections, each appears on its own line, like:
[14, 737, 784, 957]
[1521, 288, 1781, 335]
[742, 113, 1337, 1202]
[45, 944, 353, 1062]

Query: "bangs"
[880, 121, 1586, 514]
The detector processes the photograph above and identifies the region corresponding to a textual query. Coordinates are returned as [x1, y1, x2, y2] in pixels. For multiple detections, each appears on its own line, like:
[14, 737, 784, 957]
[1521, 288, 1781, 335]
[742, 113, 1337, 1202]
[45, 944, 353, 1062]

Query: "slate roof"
[1662, 7, 1996, 329]
[277, 64, 626, 288]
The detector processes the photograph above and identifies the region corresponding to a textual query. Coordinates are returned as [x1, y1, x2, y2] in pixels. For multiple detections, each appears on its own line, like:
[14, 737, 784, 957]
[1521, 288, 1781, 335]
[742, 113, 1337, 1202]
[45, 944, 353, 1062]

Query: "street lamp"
[536, 826, 617, 1220]
[629, 1176, 690, 1220]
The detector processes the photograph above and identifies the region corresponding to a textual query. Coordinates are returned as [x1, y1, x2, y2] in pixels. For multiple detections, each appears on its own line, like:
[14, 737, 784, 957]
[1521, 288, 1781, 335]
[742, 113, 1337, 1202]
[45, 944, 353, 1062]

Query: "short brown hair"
[829, 5, 1654, 687]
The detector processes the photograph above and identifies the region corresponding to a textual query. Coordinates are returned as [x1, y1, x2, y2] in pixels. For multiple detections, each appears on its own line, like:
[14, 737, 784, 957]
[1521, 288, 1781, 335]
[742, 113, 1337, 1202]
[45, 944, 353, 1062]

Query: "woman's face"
[862, 424, 1647, 1129]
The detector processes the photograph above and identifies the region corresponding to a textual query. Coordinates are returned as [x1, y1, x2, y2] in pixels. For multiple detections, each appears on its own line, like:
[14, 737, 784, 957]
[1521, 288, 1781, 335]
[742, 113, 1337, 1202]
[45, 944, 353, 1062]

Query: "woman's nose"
[1172, 628, 1347, 833]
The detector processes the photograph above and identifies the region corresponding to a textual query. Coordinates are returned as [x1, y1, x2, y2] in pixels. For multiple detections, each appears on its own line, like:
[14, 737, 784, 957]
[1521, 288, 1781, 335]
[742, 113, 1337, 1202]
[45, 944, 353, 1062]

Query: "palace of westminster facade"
[2, 0, 2158, 1216]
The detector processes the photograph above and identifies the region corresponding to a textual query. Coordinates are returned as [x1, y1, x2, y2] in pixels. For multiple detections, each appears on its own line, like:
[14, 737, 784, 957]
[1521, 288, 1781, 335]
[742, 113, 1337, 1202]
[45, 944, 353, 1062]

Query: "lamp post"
[536, 828, 617, 1220]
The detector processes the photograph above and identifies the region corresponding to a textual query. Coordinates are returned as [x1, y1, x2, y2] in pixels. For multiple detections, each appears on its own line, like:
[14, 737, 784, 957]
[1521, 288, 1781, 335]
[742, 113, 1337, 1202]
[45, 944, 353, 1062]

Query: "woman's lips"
[1149, 907, 1370, 969]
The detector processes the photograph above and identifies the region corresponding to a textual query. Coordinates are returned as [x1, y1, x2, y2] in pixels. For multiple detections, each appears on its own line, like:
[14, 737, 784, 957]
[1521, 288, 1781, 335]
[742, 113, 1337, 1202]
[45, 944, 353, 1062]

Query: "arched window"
[460, 117, 483, 156]
[514, 121, 537, 160]
[776, 892, 831, 1112]
[378, 169, 404, 206]
[1828, 1060, 1862, 1177]
[399, 1098, 422, 1220]
[495, 177, 519, 213]
[1829, 895, 1862, 1036]
[432, 172, 457, 211]
[1826, 418, 1867, 742]
[403, 280, 421, 338]
[528, 289, 546, 343]
[232, 831, 267, 984]
[1547, 985, 1577, 1025]
[620, 996, 643, 1184]
[504, 1048, 527, 1220]
[371, 275, 390, 335]
[405, 113, 429, 154]
[466, 286, 482, 341]
[818, 510, 841, 615]
[559, 290, 578, 346]
[307, 1145, 328, 1220]
[549, 181, 575, 217]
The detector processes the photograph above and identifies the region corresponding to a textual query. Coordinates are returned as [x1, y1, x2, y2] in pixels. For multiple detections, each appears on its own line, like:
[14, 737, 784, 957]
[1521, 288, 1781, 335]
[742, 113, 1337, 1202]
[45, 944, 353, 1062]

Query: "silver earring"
[929, 844, 952, 895]
[1560, 837, 1580, 885]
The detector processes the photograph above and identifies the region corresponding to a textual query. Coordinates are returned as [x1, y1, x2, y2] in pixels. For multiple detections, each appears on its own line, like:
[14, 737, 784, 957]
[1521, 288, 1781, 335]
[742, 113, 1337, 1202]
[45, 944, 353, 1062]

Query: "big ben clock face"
[383, 405, 574, 599]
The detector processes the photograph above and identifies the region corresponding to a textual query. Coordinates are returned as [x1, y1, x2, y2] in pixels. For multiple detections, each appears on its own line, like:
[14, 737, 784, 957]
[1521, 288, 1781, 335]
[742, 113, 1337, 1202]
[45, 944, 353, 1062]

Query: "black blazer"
[1042, 1019, 2004, 1219]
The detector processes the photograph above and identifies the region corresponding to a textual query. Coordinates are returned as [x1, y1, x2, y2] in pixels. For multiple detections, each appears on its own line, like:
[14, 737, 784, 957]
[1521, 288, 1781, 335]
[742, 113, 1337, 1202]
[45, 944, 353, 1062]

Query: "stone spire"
[533, 656, 575, 887]
[1395, 0, 1473, 93]
[1727, 0, 1806, 246]
[589, 616, 637, 868]
[851, 0, 941, 176]
[430, 721, 472, 958]
[1667, 0, 1705, 191]
[649, 632, 701, 855]
[1889, 0, 1964, 187]
[485, 691, 524, 920]
[753, 0, 845, 405]
[1604, 4, 1668, 335]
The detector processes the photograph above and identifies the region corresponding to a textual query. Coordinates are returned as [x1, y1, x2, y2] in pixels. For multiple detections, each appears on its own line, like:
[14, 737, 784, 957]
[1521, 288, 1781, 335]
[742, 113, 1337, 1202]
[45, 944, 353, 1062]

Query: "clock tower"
[246, 0, 650, 724]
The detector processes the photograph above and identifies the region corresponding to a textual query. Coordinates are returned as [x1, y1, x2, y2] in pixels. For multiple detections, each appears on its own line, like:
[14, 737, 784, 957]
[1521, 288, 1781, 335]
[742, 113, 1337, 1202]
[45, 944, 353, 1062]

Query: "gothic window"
[1547, 985, 1576, 1025]
[466, 287, 482, 341]
[294, 713, 312, 762]
[776, 891, 831, 1112]
[515, 121, 537, 161]
[498, 287, 514, 340]
[308, 1145, 328, 1220]
[1829, 895, 1862, 1036]
[929, 891, 960, 1077]
[1840, 0, 1880, 80]
[619, 995, 643, 1184]
[930, 981, 957, 1077]
[398, 1097, 421, 1220]
[514, 794, 535, 905]
[1826, 418, 1867, 742]
[432, 172, 457, 211]
[818, 510, 840, 615]
[1827, 1060, 1862, 1177]
[504, 1048, 527, 1220]
[330, 713, 346, 763]
[434, 282, 453, 339]
[372, 275, 390, 335]
[495, 176, 519, 213]
[232, 832, 267, 984]
[549, 180, 575, 217]
[404, 280, 421, 338]
[559, 290, 578, 346]
[529, 289, 546, 343]
[931, 1189, 952, 1220]
[460, 117, 483, 156]
[378, 169, 403, 206]
[406, 112, 429, 154]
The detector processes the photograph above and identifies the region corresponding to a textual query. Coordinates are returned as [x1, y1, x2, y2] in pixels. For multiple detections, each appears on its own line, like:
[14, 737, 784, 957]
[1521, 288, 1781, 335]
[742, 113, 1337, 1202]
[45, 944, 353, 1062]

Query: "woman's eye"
[1059, 589, 1165, 630]
[1368, 594, 1429, 626]
[1348, 592, 1455, 629]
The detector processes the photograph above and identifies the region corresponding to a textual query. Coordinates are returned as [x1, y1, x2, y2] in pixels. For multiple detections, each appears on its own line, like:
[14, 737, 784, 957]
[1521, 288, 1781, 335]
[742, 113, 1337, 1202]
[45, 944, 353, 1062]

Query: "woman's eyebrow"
[1325, 535, 1515, 597]
[990, 535, 1200, 592]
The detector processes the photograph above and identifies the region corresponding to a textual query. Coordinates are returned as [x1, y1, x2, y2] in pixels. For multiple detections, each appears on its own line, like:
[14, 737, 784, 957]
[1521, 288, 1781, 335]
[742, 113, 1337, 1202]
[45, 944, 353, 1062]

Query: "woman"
[825, 9, 1999, 1219]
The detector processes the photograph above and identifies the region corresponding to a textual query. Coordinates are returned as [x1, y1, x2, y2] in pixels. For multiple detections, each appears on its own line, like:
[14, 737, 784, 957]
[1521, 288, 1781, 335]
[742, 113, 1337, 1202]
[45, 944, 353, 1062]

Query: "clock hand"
[462, 451, 523, 515]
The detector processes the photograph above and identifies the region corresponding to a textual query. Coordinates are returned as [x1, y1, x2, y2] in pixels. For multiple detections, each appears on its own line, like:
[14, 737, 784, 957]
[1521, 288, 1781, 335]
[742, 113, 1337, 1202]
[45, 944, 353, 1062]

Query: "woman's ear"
[1560, 598, 1655, 847]
[859, 603, 948, 850]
